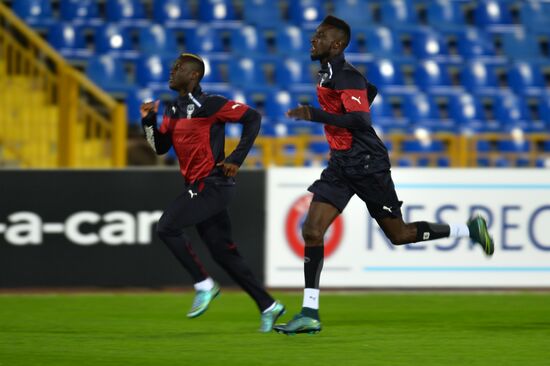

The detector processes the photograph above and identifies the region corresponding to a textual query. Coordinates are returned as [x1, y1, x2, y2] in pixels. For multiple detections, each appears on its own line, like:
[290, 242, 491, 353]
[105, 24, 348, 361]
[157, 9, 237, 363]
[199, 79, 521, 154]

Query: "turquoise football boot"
[187, 283, 220, 318]
[273, 313, 322, 335]
[259, 301, 286, 333]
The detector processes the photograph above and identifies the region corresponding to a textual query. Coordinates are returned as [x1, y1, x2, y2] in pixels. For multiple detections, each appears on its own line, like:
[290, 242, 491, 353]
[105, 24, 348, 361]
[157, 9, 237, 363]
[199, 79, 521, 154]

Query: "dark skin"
[289, 25, 417, 248]
[140, 57, 239, 177]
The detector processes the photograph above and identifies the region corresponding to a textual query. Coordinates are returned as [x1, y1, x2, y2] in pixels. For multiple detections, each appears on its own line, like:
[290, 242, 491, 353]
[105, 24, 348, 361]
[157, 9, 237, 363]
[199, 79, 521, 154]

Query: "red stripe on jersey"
[317, 85, 353, 150]
[340, 88, 370, 113]
[215, 100, 249, 122]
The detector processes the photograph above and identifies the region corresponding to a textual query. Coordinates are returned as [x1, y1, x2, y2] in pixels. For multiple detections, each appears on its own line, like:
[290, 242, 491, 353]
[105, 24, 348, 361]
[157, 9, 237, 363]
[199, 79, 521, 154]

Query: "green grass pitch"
[1, 291, 549, 366]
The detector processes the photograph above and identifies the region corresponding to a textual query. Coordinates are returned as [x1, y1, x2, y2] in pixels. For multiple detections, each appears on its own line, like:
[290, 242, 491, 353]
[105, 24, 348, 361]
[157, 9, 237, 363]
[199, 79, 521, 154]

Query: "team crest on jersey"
[186, 104, 195, 118]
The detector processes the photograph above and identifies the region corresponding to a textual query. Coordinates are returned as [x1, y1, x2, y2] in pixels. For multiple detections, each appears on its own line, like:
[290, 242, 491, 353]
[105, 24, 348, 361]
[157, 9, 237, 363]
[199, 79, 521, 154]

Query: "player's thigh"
[161, 184, 234, 230]
[303, 199, 341, 236]
[307, 164, 354, 212]
[350, 170, 403, 220]
[195, 209, 233, 248]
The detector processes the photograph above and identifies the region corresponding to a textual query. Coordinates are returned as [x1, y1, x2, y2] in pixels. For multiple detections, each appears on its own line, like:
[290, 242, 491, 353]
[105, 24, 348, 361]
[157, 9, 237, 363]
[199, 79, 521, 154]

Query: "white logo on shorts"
[383, 206, 393, 213]
[188, 189, 198, 199]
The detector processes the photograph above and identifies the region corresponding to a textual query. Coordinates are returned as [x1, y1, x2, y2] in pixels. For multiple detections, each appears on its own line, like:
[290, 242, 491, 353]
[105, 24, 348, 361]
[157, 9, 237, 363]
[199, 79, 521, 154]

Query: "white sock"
[194, 277, 214, 292]
[262, 301, 277, 313]
[448, 223, 470, 238]
[302, 288, 320, 309]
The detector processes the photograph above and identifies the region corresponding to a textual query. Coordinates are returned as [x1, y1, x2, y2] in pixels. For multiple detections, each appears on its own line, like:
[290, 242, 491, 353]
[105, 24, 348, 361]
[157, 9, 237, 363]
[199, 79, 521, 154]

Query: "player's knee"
[386, 231, 409, 245]
[302, 224, 324, 245]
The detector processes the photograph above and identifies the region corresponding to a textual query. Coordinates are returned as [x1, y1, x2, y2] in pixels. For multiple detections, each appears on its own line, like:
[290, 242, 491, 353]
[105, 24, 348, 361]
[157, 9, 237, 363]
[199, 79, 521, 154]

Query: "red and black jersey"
[309, 53, 390, 171]
[142, 86, 260, 184]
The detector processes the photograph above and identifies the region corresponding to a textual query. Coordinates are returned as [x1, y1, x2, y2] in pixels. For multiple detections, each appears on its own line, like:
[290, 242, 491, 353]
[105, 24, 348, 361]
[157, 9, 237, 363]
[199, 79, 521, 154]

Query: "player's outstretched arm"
[286, 105, 371, 130]
[140, 100, 172, 155]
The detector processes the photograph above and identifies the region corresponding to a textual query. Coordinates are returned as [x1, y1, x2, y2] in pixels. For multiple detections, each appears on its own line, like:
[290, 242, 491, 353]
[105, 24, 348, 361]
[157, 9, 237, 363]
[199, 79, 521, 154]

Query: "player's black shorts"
[308, 162, 403, 220]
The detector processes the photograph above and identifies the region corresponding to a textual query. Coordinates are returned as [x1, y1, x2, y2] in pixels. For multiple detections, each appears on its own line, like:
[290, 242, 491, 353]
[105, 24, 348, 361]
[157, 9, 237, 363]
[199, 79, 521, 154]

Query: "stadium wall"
[0, 169, 265, 288]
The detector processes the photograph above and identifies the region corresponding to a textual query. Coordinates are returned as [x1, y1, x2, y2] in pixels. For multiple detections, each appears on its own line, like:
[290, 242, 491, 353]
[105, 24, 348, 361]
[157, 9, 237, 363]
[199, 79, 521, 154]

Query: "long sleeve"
[225, 108, 261, 166]
[141, 111, 172, 155]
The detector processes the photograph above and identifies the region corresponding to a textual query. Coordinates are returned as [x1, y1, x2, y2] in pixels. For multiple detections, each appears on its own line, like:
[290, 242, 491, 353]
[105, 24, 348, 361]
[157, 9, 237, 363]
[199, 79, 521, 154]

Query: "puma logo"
[172, 106, 176, 113]
[351, 96, 361, 104]
[188, 189, 198, 198]
[231, 104, 242, 109]
[383, 205, 392, 213]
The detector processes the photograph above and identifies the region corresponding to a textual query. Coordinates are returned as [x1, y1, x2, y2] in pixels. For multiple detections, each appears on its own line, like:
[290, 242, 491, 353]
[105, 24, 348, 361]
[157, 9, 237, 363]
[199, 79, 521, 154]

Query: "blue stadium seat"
[201, 55, 225, 83]
[397, 157, 413, 166]
[275, 58, 314, 89]
[540, 95, 550, 125]
[228, 58, 267, 88]
[265, 90, 295, 118]
[198, 0, 237, 22]
[332, 0, 372, 27]
[152, 0, 194, 26]
[242, 0, 282, 27]
[369, 93, 391, 119]
[276, 25, 311, 55]
[448, 93, 485, 130]
[499, 29, 542, 59]
[402, 94, 437, 122]
[380, 0, 418, 27]
[475, 0, 513, 27]
[184, 26, 224, 53]
[427, 0, 466, 30]
[410, 30, 449, 59]
[402, 140, 445, 153]
[47, 23, 91, 59]
[13, 0, 54, 27]
[366, 59, 405, 88]
[59, 0, 102, 26]
[414, 60, 453, 92]
[507, 62, 545, 94]
[289, 0, 325, 24]
[493, 93, 527, 126]
[94, 24, 138, 59]
[136, 55, 171, 91]
[456, 29, 496, 58]
[138, 25, 179, 57]
[230, 26, 268, 54]
[105, 0, 147, 26]
[85, 55, 131, 94]
[497, 140, 530, 153]
[494, 157, 511, 167]
[460, 61, 499, 94]
[356, 27, 402, 56]
[520, 1, 550, 32]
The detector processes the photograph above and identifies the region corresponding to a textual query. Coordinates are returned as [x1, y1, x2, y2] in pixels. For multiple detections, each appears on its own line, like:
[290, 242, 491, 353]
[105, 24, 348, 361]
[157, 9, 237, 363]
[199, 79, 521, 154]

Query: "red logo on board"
[284, 194, 343, 258]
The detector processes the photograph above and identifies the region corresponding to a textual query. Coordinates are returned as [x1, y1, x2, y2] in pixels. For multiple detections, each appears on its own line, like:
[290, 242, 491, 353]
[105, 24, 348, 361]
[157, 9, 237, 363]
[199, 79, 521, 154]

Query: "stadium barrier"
[0, 169, 265, 288]
[0, 2, 126, 168]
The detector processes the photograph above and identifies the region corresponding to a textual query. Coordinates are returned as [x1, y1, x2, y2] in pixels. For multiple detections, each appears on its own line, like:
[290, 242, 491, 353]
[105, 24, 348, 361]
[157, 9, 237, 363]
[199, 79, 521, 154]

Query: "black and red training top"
[141, 86, 260, 184]
[308, 53, 390, 171]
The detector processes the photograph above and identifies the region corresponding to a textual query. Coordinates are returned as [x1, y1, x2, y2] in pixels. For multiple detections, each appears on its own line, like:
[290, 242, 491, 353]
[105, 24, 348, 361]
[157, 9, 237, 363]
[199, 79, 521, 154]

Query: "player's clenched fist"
[286, 105, 312, 121]
[140, 100, 160, 118]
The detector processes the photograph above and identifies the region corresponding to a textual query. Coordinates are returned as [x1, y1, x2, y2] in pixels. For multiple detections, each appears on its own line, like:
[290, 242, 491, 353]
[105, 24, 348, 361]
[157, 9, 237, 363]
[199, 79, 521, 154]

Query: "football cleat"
[259, 301, 286, 333]
[273, 313, 322, 335]
[187, 283, 220, 318]
[467, 215, 494, 256]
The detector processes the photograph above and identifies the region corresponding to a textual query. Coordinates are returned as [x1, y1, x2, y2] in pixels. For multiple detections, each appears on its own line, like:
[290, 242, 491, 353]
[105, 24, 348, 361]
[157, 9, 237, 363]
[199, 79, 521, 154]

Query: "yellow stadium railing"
[0, 2, 126, 168]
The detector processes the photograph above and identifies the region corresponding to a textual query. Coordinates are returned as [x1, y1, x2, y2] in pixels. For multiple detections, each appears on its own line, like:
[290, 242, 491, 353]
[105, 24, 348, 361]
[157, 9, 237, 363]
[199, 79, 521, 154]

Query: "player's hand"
[140, 100, 159, 118]
[286, 105, 312, 121]
[217, 161, 239, 177]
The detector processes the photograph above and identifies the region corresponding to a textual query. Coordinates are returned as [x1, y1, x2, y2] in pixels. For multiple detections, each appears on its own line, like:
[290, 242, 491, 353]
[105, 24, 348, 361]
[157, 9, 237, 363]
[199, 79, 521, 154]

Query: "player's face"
[169, 59, 195, 91]
[310, 25, 337, 61]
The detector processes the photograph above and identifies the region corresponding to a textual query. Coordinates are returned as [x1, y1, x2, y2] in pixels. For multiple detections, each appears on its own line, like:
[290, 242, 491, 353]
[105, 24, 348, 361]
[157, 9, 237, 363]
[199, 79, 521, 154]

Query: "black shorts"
[308, 163, 403, 220]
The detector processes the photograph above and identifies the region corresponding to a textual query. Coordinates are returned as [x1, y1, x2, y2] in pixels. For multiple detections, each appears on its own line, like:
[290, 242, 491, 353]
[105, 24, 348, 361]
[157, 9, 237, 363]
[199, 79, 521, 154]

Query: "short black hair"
[179, 53, 205, 80]
[320, 15, 351, 48]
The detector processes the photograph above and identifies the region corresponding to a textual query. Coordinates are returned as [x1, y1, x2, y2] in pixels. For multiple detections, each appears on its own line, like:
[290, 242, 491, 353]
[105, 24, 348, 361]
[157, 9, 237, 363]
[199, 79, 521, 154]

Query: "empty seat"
[499, 29, 542, 59]
[228, 58, 267, 88]
[276, 25, 311, 55]
[497, 140, 531, 153]
[358, 26, 402, 56]
[475, 0, 513, 27]
[460, 61, 499, 93]
[230, 26, 268, 54]
[402, 93, 438, 122]
[94, 24, 137, 59]
[152, 0, 193, 25]
[414, 60, 453, 91]
[289, 0, 325, 24]
[201, 55, 226, 83]
[12, 0, 54, 27]
[427, 0, 466, 30]
[105, 0, 147, 25]
[265, 90, 295, 118]
[85, 55, 131, 94]
[242, 0, 282, 27]
[333, 0, 372, 27]
[520, 1, 550, 31]
[183, 26, 224, 53]
[366, 59, 405, 88]
[402, 140, 445, 152]
[136, 55, 171, 90]
[380, 0, 418, 26]
[198, 0, 237, 22]
[456, 29, 496, 58]
[507, 62, 545, 94]
[59, 0, 102, 26]
[275, 58, 314, 88]
[410, 30, 448, 59]
[138, 25, 179, 56]
[47, 23, 91, 59]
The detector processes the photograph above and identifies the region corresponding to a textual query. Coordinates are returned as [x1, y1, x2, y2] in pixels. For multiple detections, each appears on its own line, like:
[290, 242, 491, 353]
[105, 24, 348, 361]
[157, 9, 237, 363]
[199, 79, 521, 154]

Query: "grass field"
[1, 291, 549, 366]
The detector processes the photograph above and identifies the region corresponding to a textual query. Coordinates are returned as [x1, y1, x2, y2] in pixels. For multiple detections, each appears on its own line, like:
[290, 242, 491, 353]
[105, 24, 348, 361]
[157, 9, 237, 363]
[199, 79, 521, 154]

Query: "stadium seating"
[11, 0, 549, 167]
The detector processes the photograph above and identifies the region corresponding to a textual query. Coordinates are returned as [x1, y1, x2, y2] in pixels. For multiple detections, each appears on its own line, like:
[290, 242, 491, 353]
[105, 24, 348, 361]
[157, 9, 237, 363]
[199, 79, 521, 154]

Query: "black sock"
[301, 307, 320, 320]
[304, 246, 324, 288]
[414, 221, 450, 242]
